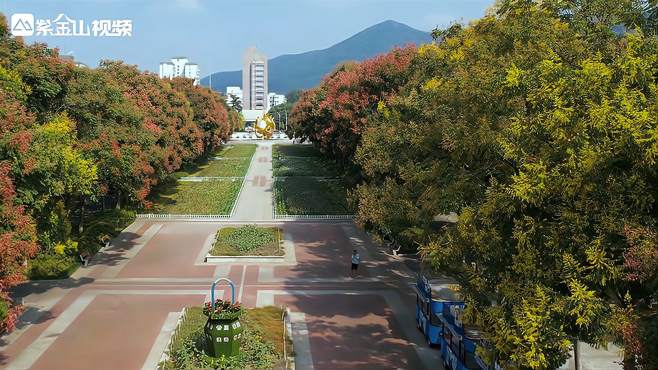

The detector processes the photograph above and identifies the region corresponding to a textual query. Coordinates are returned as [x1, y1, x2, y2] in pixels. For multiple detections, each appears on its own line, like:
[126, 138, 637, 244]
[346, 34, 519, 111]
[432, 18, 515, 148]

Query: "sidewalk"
[231, 142, 273, 221]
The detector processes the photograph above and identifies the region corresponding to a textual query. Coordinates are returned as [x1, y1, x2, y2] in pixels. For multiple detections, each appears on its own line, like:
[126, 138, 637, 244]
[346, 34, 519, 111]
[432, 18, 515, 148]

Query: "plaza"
[0, 142, 439, 369]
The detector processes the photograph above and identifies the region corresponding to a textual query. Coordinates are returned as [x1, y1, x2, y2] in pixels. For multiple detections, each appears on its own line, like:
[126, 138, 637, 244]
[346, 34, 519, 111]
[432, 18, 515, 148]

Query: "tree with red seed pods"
[289, 46, 415, 171]
[0, 61, 39, 333]
[170, 77, 232, 155]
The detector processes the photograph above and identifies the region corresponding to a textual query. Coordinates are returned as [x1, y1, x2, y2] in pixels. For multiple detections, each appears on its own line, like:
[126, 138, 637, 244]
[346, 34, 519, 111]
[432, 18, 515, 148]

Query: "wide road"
[0, 141, 440, 370]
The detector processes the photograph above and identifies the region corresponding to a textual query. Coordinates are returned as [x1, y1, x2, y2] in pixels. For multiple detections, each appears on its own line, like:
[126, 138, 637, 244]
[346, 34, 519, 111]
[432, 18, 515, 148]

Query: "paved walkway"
[0, 140, 440, 370]
[231, 142, 273, 221]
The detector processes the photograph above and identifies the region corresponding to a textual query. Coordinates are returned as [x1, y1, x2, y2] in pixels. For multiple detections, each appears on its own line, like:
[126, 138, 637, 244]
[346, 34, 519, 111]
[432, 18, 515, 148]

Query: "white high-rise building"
[159, 56, 200, 85]
[226, 86, 243, 106]
[267, 93, 287, 110]
[242, 47, 268, 111]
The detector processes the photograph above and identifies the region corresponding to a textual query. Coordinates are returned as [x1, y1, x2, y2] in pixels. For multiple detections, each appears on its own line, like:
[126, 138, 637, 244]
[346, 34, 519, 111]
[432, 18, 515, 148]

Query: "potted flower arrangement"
[203, 299, 244, 357]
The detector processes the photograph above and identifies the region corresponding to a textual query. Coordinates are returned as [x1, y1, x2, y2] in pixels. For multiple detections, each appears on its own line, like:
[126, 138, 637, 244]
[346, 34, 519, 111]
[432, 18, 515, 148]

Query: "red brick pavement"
[1, 221, 437, 370]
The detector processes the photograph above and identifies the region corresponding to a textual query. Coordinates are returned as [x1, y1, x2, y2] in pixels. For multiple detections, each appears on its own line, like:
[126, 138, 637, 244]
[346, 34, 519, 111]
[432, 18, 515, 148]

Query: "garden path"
[231, 141, 273, 221]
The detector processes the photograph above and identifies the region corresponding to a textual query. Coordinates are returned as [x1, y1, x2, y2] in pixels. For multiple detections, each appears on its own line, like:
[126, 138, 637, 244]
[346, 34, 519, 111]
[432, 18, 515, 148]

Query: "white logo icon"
[10, 14, 35, 36]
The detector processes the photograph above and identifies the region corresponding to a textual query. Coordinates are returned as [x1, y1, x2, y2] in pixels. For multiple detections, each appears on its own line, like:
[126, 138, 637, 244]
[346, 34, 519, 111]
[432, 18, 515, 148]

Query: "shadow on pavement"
[274, 222, 429, 369]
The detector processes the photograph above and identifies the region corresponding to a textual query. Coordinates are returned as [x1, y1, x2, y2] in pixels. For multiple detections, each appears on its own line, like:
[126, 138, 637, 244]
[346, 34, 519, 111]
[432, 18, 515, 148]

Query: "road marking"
[256, 267, 381, 283]
[6, 289, 212, 370]
[142, 311, 181, 370]
[289, 312, 314, 370]
[0, 287, 71, 350]
[214, 264, 230, 278]
[238, 265, 247, 302]
[6, 294, 95, 370]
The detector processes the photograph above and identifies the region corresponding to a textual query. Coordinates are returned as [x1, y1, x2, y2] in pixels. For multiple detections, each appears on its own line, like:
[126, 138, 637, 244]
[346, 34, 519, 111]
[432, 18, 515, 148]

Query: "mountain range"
[200, 20, 432, 95]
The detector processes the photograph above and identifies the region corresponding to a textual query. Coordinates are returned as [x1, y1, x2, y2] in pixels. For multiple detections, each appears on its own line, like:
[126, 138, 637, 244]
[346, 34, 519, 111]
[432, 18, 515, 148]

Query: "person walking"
[350, 249, 360, 277]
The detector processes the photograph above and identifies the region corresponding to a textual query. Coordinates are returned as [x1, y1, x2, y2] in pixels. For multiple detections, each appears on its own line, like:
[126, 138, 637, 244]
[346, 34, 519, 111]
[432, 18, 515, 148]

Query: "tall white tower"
[242, 47, 268, 110]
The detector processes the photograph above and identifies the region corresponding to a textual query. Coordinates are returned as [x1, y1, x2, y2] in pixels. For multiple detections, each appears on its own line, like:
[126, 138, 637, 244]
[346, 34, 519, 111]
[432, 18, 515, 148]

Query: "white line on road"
[238, 265, 247, 302]
[289, 312, 315, 370]
[142, 311, 182, 370]
[6, 294, 95, 370]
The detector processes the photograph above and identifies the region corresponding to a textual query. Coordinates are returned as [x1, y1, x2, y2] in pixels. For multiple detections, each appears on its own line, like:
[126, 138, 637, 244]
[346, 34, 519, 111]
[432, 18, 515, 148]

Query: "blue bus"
[414, 274, 500, 370]
[414, 275, 464, 347]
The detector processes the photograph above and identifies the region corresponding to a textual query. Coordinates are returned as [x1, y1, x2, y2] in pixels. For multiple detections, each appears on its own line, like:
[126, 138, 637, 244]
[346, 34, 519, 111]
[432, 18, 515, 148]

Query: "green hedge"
[28, 253, 79, 280]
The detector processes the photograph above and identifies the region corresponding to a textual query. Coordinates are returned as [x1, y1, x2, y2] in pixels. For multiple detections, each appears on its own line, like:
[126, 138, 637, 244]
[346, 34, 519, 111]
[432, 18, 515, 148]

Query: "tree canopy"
[290, 1, 658, 367]
[0, 13, 235, 333]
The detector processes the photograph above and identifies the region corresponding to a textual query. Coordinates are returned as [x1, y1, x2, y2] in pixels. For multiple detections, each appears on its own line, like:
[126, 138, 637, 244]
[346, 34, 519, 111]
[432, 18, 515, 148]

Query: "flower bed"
[209, 226, 283, 256]
[203, 299, 243, 320]
[159, 305, 290, 370]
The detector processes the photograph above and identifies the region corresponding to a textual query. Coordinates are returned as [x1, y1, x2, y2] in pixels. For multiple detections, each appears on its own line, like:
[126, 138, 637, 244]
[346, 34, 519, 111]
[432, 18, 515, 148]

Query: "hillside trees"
[290, 0, 658, 367]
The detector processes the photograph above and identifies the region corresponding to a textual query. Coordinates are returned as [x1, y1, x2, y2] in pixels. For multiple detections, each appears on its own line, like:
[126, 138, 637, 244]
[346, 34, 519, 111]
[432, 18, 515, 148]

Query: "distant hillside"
[201, 20, 432, 94]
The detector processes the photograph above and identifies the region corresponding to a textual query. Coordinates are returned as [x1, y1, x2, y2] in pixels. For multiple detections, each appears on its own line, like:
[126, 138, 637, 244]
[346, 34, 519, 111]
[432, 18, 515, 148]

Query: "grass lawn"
[215, 144, 257, 158]
[274, 177, 353, 215]
[273, 144, 341, 177]
[273, 156, 341, 177]
[273, 144, 319, 158]
[150, 180, 241, 214]
[210, 226, 283, 256]
[160, 306, 290, 370]
[189, 158, 250, 177]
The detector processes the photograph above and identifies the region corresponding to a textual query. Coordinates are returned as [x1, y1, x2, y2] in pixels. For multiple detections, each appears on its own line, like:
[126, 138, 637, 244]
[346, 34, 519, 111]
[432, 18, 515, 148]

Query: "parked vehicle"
[414, 274, 499, 370]
[414, 275, 463, 347]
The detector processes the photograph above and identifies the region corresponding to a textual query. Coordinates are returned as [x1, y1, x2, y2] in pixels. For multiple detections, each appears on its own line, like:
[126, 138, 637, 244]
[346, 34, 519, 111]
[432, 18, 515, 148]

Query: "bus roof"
[430, 282, 463, 301]
[464, 325, 485, 340]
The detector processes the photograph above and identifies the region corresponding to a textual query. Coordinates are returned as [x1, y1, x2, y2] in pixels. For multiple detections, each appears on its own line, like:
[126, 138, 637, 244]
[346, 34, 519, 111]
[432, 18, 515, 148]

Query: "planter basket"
[203, 278, 243, 358]
[204, 316, 243, 357]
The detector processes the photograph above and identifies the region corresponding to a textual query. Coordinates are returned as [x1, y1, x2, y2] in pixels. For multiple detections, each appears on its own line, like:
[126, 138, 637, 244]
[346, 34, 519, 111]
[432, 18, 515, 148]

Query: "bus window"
[430, 312, 442, 326]
[420, 298, 429, 316]
[464, 351, 481, 370]
[443, 326, 452, 344]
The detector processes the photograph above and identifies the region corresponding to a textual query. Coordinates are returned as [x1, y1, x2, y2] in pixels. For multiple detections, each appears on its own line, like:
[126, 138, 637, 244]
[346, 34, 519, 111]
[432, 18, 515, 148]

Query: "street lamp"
[284, 110, 288, 131]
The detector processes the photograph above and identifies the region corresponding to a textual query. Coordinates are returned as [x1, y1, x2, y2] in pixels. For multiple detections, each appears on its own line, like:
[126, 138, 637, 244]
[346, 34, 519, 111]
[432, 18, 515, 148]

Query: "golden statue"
[254, 113, 276, 139]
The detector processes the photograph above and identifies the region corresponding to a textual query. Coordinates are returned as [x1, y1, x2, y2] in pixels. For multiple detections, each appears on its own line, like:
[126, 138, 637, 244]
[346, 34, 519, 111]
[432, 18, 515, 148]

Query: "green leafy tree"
[291, 1, 658, 367]
[228, 93, 242, 112]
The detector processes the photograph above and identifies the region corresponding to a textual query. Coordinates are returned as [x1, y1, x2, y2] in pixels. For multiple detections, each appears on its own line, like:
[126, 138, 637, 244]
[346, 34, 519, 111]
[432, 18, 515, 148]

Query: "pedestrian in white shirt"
[350, 250, 360, 277]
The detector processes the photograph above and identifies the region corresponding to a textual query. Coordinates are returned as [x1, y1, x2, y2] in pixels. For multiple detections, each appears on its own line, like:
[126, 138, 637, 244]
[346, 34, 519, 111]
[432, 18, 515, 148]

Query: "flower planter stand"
[204, 316, 243, 357]
[203, 278, 243, 358]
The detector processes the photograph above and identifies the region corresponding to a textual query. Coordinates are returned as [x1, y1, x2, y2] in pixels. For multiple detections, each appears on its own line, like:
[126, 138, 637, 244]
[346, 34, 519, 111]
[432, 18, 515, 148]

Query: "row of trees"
[0, 14, 238, 332]
[290, 1, 658, 368]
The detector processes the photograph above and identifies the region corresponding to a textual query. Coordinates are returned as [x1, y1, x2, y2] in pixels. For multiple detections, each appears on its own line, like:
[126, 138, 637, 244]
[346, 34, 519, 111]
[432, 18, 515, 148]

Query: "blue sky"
[1, 0, 494, 75]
